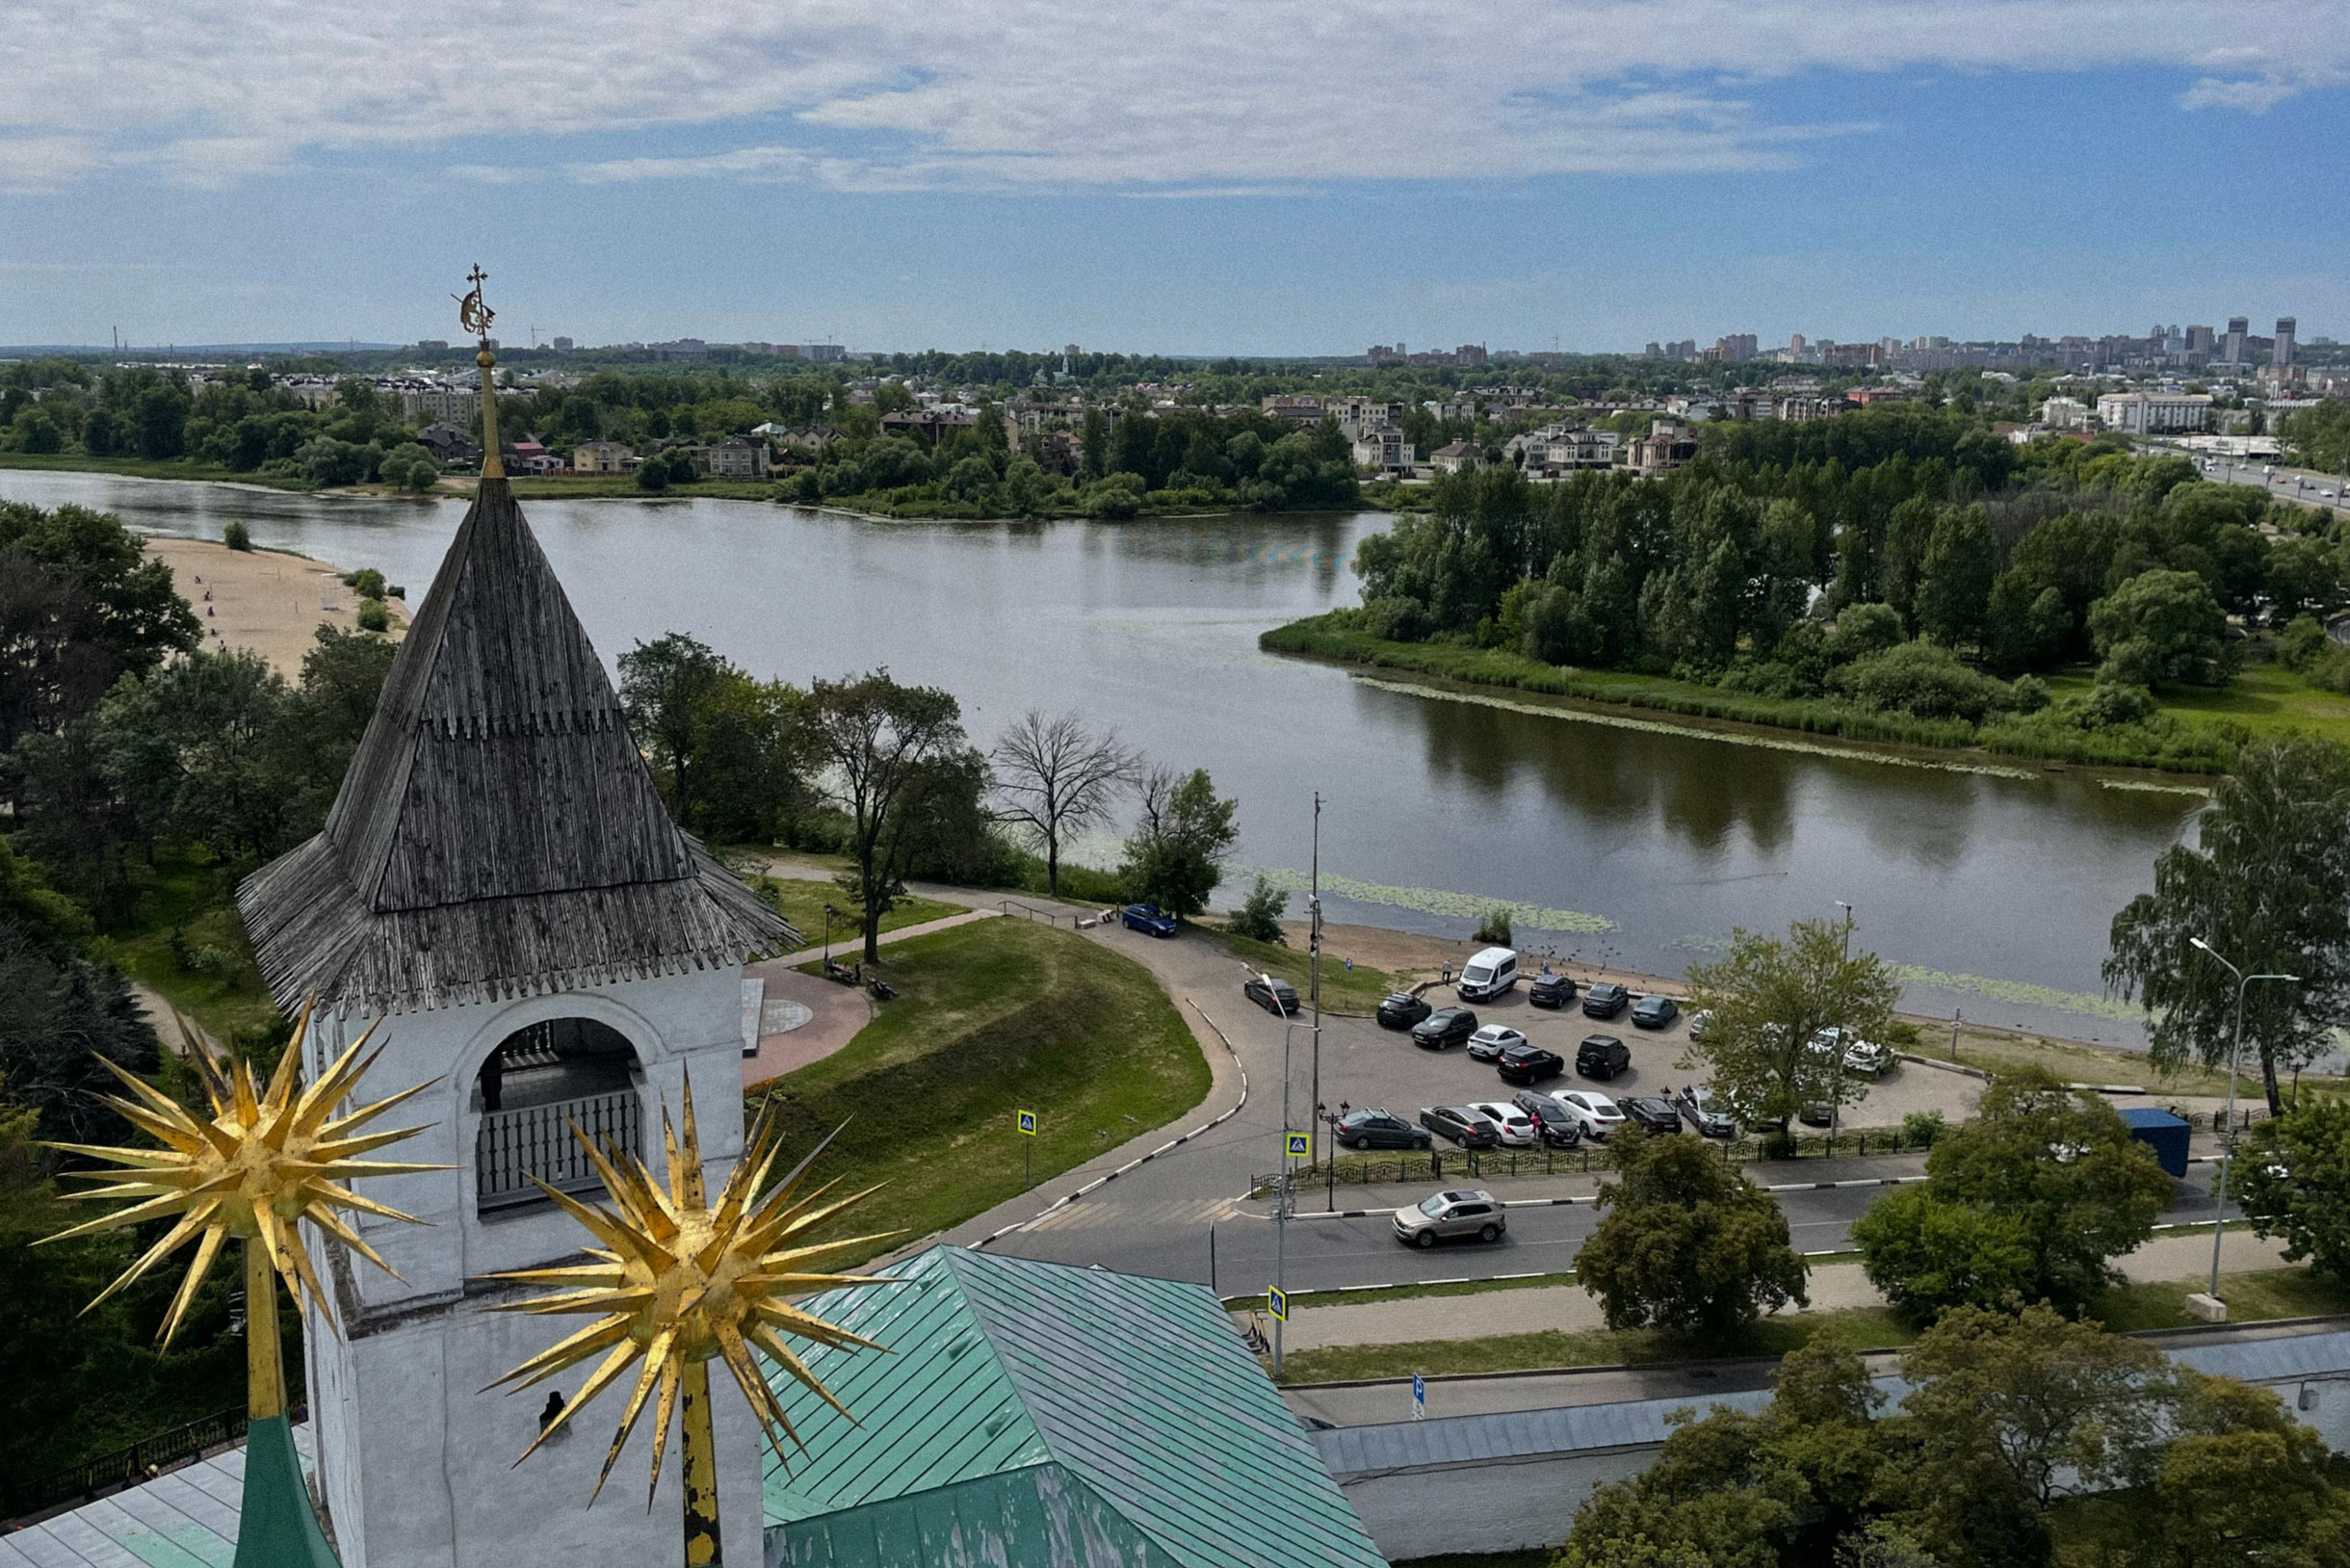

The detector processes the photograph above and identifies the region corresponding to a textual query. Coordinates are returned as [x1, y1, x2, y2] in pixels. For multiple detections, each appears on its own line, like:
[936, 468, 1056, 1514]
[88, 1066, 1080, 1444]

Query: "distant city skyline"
[2, 2, 2344, 352]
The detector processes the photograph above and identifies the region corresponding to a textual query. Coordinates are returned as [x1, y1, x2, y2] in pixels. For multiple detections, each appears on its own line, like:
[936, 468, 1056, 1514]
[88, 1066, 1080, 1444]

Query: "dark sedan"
[1581, 981, 1630, 1019]
[1528, 973, 1579, 1009]
[1619, 1095, 1684, 1135]
[1630, 994, 1680, 1030]
[1411, 1007, 1479, 1051]
[1511, 1089, 1584, 1147]
[1242, 975, 1299, 1015]
[1333, 1108, 1433, 1151]
[1376, 991, 1434, 1030]
[1419, 1105, 1502, 1149]
[1495, 1044, 1566, 1085]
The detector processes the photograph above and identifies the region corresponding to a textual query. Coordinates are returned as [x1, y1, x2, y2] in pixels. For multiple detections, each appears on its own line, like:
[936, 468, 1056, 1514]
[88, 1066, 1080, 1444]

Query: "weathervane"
[456, 264, 496, 344]
[457, 264, 508, 478]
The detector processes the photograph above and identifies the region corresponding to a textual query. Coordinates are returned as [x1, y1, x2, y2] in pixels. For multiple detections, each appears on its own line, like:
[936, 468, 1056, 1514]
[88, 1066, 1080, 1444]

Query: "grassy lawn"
[1212, 928, 1396, 1014]
[1945, 1025, 2346, 1100]
[1227, 1271, 1583, 1314]
[749, 875, 965, 948]
[1277, 1305, 1915, 1384]
[103, 849, 281, 1048]
[2087, 1266, 2350, 1332]
[2050, 663, 2350, 748]
[0, 452, 291, 487]
[747, 917, 1210, 1267]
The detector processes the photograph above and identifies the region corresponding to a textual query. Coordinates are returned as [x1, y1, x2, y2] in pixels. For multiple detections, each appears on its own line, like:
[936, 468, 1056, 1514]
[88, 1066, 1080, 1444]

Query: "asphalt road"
[2197, 455, 2350, 517]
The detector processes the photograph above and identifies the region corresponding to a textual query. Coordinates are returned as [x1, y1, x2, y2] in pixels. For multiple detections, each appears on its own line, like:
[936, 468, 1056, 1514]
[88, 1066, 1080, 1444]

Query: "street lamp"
[2187, 937, 2298, 1300]
[1319, 1100, 1350, 1211]
[1263, 970, 1305, 1377]
[822, 902, 837, 970]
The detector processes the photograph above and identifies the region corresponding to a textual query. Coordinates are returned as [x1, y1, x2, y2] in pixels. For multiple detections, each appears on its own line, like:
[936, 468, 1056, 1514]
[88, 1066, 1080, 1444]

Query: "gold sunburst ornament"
[42, 1003, 442, 1568]
[484, 1080, 897, 1568]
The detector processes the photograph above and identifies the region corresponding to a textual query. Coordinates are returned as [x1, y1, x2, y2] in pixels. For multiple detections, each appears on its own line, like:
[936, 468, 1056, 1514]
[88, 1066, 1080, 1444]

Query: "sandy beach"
[143, 535, 407, 676]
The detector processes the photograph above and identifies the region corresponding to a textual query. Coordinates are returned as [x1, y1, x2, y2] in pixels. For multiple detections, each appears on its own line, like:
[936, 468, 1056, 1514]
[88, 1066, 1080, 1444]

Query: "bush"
[376, 442, 440, 493]
[1473, 906, 1513, 945]
[2007, 674, 2050, 714]
[1358, 594, 1432, 642]
[2236, 1098, 2350, 1281]
[1902, 1110, 1947, 1148]
[1851, 1186, 2037, 1321]
[1831, 640, 2013, 723]
[1227, 875, 1289, 944]
[222, 519, 251, 551]
[355, 599, 392, 633]
[341, 567, 386, 598]
[1082, 471, 1146, 520]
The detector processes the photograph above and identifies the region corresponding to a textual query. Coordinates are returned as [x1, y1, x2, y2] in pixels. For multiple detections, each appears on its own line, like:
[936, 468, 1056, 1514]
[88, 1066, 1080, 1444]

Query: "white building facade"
[2097, 391, 2212, 434]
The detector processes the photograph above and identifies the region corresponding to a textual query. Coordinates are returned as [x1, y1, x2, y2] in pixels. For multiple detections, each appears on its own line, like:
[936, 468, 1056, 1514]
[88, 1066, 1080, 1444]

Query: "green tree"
[1983, 572, 2070, 674]
[2235, 1097, 2350, 1282]
[2109, 1371, 2350, 1568]
[1574, 1127, 1809, 1336]
[1914, 504, 1997, 647]
[92, 647, 300, 859]
[618, 633, 732, 824]
[1227, 875, 1288, 944]
[2264, 534, 2341, 622]
[377, 441, 440, 492]
[0, 501, 199, 679]
[803, 669, 969, 961]
[2089, 568, 2227, 689]
[2105, 737, 2350, 1112]
[1118, 767, 1238, 918]
[1858, 1067, 2170, 1315]
[1683, 913, 1898, 1132]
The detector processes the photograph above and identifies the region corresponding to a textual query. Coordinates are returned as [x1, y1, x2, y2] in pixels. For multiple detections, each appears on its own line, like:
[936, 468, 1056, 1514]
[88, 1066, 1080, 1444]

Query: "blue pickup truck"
[1121, 902, 1179, 938]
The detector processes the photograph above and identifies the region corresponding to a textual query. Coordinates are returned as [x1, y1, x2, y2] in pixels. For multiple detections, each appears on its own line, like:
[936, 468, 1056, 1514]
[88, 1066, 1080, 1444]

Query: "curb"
[1259, 1171, 1930, 1223]
[974, 998, 1248, 1248]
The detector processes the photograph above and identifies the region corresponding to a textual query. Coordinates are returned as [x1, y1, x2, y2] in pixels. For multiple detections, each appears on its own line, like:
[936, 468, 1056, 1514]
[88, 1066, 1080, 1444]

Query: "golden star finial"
[483, 1080, 898, 1536]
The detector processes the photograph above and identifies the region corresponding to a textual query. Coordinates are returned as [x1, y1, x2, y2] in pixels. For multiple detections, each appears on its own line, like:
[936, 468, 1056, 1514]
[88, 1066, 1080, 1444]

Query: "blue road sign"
[1267, 1287, 1290, 1322]
[1285, 1131, 1310, 1159]
[1412, 1373, 1425, 1419]
[1016, 1110, 1037, 1136]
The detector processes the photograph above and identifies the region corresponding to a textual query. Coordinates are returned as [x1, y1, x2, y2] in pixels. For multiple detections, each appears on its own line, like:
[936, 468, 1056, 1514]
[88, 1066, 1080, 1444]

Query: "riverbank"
[1262, 613, 2247, 777]
[141, 536, 407, 674]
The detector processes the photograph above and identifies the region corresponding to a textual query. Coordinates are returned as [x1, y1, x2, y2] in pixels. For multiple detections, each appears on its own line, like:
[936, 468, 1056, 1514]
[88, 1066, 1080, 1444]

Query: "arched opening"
[474, 1017, 643, 1215]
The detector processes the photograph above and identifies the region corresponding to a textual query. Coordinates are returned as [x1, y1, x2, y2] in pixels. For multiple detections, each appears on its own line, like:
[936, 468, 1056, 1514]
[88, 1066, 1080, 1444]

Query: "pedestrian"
[1441, 958, 1451, 985]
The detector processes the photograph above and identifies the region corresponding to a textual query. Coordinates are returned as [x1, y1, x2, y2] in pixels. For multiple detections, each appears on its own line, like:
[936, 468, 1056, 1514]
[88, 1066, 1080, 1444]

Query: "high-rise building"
[2224, 316, 2250, 365]
[2275, 318, 2297, 368]
[2185, 325, 2216, 359]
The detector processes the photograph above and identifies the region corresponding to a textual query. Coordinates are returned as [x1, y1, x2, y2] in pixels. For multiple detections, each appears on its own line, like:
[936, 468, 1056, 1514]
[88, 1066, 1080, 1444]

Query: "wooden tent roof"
[239, 479, 793, 1014]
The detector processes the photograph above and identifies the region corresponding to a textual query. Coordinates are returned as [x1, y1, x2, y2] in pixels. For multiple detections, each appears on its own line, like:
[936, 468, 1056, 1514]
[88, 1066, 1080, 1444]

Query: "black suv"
[1619, 1095, 1683, 1135]
[1411, 1007, 1479, 1051]
[1511, 1090, 1584, 1148]
[1333, 1108, 1433, 1151]
[1582, 981, 1630, 1019]
[1376, 991, 1433, 1030]
[1576, 1033, 1632, 1080]
[1528, 973, 1578, 1009]
[1495, 1044, 1566, 1085]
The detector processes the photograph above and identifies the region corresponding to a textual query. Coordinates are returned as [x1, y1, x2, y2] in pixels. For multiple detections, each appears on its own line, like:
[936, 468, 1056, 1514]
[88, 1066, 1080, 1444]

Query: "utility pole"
[1309, 792, 1323, 1171]
[2188, 938, 2297, 1302]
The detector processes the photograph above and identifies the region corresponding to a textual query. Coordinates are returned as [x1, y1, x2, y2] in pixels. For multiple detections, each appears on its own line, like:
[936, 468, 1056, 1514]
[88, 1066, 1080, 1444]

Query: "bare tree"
[990, 711, 1136, 896]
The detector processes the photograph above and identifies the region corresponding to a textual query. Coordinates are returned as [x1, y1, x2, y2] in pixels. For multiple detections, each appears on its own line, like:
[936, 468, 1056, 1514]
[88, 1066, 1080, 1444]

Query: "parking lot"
[1283, 977, 1986, 1149]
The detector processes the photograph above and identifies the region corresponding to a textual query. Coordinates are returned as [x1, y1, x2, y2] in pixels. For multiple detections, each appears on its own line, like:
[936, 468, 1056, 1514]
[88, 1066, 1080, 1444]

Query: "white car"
[1686, 1008, 1715, 1042]
[1467, 1100, 1539, 1147]
[1555, 1090, 1628, 1140]
[1813, 1026, 1892, 1078]
[1465, 1025, 1528, 1062]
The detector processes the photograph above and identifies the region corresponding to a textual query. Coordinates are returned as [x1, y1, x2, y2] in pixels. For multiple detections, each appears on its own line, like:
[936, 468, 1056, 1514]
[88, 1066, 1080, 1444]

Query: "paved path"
[740, 964, 868, 1088]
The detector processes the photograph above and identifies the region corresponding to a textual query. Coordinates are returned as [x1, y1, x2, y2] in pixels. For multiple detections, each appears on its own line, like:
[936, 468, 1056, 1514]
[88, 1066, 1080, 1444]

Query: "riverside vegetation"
[1267, 409, 2350, 772]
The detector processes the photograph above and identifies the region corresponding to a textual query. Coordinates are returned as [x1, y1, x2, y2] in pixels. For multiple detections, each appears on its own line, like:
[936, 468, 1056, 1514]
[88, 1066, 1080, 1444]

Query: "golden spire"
[483, 1081, 896, 1558]
[42, 1004, 444, 1416]
[457, 264, 505, 479]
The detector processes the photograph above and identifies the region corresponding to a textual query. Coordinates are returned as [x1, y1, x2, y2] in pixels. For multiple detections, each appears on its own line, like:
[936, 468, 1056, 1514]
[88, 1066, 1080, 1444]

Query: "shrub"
[376, 442, 440, 494]
[1826, 601, 1905, 663]
[355, 599, 392, 633]
[1358, 594, 1432, 642]
[222, 519, 251, 551]
[1474, 906, 1513, 945]
[2007, 674, 2050, 714]
[1227, 875, 1289, 944]
[1831, 640, 2013, 724]
[1902, 1110, 1947, 1148]
[341, 567, 386, 598]
[1082, 471, 1146, 520]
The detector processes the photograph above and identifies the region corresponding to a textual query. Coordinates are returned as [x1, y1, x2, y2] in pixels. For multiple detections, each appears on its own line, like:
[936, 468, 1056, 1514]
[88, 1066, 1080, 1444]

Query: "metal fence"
[5, 1407, 245, 1522]
[477, 1088, 641, 1210]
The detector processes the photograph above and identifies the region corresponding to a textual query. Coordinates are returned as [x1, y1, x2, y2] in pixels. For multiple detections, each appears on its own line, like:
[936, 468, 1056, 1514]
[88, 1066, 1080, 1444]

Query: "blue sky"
[3, 1, 2345, 354]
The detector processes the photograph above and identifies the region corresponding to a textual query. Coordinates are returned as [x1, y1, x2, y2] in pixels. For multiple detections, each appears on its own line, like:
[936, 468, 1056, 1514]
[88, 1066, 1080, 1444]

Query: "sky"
[2, 1, 2347, 355]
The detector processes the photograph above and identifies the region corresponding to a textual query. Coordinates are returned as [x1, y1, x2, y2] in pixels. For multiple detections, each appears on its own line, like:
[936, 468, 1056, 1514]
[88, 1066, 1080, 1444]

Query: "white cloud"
[0, 1, 2343, 193]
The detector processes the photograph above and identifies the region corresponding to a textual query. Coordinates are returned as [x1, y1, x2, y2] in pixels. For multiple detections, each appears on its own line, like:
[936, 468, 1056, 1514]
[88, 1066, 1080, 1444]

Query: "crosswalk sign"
[1016, 1110, 1037, 1136]
[1285, 1131, 1310, 1159]
[1267, 1286, 1289, 1322]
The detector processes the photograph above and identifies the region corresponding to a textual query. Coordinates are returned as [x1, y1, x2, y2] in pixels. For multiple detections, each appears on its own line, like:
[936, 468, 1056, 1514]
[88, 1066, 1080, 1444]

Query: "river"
[3, 469, 2202, 1045]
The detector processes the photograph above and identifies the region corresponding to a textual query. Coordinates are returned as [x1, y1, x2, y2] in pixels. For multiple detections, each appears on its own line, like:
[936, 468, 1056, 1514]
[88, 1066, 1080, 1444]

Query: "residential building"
[697, 437, 771, 479]
[2098, 391, 2211, 434]
[415, 422, 478, 463]
[1330, 398, 1406, 438]
[1259, 395, 1326, 424]
[1350, 427, 1414, 474]
[2185, 325, 2217, 360]
[571, 440, 636, 475]
[397, 383, 480, 424]
[503, 438, 561, 474]
[550, 336, 574, 352]
[880, 409, 979, 444]
[1624, 420, 1699, 476]
[2040, 396, 2091, 431]
[2223, 317, 2250, 366]
[1774, 395, 1843, 422]
[2276, 317, 2298, 368]
[1428, 440, 1482, 473]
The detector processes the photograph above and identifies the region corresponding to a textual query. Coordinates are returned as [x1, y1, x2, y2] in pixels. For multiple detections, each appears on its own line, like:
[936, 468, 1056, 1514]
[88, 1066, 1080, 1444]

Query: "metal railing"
[5, 1407, 245, 1522]
[477, 1088, 641, 1211]
[997, 898, 1062, 926]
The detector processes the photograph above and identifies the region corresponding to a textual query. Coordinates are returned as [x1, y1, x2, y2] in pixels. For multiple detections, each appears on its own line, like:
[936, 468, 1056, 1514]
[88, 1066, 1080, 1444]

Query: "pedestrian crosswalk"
[1023, 1196, 1240, 1233]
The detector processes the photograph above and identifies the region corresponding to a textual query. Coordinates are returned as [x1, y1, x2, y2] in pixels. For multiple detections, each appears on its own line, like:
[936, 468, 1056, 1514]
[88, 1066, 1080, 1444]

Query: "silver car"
[1392, 1189, 1507, 1249]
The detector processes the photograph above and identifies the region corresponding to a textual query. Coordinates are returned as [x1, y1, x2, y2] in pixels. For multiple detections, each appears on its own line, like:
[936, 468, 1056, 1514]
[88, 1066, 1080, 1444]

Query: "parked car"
[1686, 1008, 1715, 1041]
[1619, 1095, 1684, 1135]
[1466, 1024, 1528, 1062]
[1467, 1101, 1539, 1147]
[1456, 946, 1520, 1002]
[1419, 1105, 1502, 1148]
[1528, 972, 1579, 1009]
[1809, 1025, 1892, 1079]
[1576, 1033, 1632, 1080]
[1392, 1189, 1507, 1248]
[1669, 1083, 1737, 1138]
[1411, 1007, 1479, 1051]
[1495, 1044, 1566, 1085]
[1242, 975, 1299, 1015]
[1798, 1098, 1837, 1128]
[1120, 902, 1178, 937]
[1376, 991, 1433, 1030]
[1725, 1086, 1788, 1135]
[1582, 981, 1630, 1019]
[1630, 994, 1680, 1030]
[1333, 1108, 1433, 1151]
[1511, 1089, 1585, 1147]
[1554, 1089, 1628, 1139]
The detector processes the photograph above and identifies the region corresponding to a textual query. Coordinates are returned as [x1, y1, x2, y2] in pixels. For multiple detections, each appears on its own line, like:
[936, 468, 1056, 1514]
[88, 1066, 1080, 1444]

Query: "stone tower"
[238, 477, 794, 1568]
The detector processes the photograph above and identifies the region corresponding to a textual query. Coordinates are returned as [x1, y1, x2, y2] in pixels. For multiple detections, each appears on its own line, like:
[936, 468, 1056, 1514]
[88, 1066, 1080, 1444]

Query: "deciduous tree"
[1117, 767, 1237, 919]
[1575, 1127, 1809, 1337]
[989, 711, 1136, 895]
[803, 669, 969, 961]
[1683, 913, 1897, 1133]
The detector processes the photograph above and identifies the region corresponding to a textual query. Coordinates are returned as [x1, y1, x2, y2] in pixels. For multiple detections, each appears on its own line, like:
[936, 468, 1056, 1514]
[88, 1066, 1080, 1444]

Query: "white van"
[1456, 946, 1518, 1002]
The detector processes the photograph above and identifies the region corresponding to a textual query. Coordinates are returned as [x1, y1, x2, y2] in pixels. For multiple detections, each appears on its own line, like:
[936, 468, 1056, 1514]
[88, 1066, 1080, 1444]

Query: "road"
[2194, 454, 2350, 518]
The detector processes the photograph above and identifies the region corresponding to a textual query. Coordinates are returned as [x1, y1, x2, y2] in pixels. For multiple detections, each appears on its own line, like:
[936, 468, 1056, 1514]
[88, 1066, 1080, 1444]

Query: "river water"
[3, 469, 2203, 1044]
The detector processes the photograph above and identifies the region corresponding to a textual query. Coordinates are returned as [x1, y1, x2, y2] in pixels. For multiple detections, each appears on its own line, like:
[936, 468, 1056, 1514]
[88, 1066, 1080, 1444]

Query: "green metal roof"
[760, 1246, 1387, 1568]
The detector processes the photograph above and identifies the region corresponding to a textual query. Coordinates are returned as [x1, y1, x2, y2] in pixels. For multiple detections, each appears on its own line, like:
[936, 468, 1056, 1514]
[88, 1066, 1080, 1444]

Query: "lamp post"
[822, 902, 836, 970]
[1264, 971, 1303, 1377]
[1319, 1100, 1350, 1211]
[1308, 792, 1323, 1170]
[2187, 937, 2298, 1300]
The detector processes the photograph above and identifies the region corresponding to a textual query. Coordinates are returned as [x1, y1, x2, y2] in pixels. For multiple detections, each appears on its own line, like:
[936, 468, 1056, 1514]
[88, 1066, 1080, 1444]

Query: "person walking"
[1441, 958, 1452, 986]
